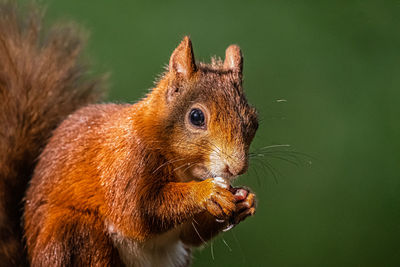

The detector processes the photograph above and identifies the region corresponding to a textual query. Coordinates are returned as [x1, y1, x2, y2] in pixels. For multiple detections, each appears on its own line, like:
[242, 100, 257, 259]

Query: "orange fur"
[8, 6, 260, 267]
[23, 36, 259, 266]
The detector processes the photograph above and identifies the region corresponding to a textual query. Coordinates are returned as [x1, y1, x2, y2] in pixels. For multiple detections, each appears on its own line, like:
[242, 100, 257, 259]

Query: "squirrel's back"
[0, 1, 104, 265]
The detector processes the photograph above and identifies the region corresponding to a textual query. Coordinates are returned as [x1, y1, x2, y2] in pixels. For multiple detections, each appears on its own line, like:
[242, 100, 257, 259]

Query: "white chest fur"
[109, 225, 190, 267]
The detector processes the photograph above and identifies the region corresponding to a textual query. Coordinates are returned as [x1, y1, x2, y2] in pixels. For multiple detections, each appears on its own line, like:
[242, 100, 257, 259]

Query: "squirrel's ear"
[169, 36, 197, 78]
[224, 45, 243, 75]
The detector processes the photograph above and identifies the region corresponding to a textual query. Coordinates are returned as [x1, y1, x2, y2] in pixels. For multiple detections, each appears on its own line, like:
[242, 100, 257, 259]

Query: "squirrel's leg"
[29, 209, 122, 267]
[139, 179, 237, 234]
[179, 188, 256, 246]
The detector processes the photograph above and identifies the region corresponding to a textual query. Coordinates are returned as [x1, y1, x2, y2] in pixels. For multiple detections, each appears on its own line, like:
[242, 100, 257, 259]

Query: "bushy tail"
[0, 1, 105, 265]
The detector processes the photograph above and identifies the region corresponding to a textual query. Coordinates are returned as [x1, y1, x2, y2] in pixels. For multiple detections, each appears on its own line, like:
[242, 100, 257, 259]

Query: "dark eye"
[189, 108, 205, 127]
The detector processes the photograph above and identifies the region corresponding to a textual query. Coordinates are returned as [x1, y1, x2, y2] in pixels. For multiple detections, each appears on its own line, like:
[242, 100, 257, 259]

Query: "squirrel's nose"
[224, 161, 248, 177]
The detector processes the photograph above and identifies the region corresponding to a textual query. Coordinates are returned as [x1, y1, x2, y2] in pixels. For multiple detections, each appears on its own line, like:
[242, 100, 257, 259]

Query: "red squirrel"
[0, 1, 259, 266]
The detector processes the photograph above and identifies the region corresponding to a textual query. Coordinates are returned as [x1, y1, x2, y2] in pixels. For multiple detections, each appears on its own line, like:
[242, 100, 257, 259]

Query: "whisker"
[174, 140, 221, 160]
[181, 162, 201, 174]
[222, 237, 232, 252]
[250, 143, 315, 169]
[258, 154, 299, 166]
[205, 139, 236, 162]
[262, 152, 312, 166]
[210, 240, 215, 260]
[252, 158, 279, 184]
[255, 149, 314, 160]
[191, 219, 207, 246]
[253, 165, 262, 187]
[231, 231, 247, 266]
[152, 158, 185, 174]
[173, 162, 192, 172]
[255, 144, 291, 150]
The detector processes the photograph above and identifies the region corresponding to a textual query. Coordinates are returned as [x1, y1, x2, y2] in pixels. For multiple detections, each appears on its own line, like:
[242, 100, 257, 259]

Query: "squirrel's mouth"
[173, 162, 238, 183]
[191, 164, 238, 181]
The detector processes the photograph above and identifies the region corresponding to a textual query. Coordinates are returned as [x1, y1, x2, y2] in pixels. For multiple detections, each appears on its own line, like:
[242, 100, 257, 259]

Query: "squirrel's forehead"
[198, 71, 238, 85]
[186, 72, 251, 113]
[196, 78, 242, 98]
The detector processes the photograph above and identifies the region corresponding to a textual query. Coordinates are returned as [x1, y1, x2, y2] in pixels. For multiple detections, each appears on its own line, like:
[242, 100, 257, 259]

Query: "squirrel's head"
[148, 36, 258, 182]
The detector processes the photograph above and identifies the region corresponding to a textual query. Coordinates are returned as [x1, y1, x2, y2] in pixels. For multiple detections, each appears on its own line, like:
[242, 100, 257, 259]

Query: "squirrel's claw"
[218, 188, 256, 231]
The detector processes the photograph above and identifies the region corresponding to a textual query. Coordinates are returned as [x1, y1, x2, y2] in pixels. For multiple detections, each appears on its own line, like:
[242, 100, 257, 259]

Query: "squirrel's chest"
[111, 226, 190, 267]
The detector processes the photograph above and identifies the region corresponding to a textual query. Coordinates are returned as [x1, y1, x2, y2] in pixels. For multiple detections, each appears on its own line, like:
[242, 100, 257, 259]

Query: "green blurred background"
[42, 1, 400, 266]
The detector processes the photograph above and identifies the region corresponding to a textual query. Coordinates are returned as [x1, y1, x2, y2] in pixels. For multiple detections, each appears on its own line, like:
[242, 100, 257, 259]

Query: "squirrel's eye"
[189, 108, 205, 127]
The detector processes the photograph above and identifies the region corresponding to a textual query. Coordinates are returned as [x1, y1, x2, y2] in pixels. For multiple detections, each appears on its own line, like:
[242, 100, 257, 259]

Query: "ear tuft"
[169, 36, 197, 78]
[224, 44, 243, 75]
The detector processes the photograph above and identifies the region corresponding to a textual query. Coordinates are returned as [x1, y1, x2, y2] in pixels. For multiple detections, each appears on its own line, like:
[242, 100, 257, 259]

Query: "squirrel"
[0, 1, 259, 266]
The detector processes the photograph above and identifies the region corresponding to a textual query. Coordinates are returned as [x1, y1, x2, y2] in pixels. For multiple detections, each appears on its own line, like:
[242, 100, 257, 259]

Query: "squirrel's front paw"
[203, 177, 236, 220]
[231, 188, 256, 225]
[218, 187, 256, 232]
